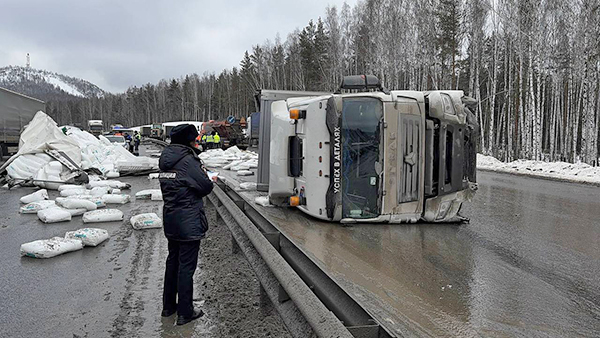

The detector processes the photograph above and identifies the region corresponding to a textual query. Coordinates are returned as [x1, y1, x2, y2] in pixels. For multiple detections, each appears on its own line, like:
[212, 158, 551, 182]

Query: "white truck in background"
[87, 120, 103, 136]
[265, 75, 479, 223]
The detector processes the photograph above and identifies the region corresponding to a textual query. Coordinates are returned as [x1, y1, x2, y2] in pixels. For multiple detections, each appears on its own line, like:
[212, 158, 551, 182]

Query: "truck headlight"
[437, 201, 451, 220]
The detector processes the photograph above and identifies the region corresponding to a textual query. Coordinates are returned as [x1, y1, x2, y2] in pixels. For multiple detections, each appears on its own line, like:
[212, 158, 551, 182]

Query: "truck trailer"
[265, 75, 478, 223]
[0, 87, 45, 158]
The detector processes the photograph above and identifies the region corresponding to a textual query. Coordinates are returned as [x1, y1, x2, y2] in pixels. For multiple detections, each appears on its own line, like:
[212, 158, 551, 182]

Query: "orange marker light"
[290, 109, 301, 120]
[290, 196, 300, 207]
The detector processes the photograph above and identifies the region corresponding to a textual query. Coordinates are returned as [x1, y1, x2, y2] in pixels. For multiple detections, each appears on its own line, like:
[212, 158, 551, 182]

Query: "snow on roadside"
[477, 154, 600, 185]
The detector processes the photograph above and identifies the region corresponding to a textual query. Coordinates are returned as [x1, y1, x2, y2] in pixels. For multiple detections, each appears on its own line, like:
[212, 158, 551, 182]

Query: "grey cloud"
[0, 0, 356, 92]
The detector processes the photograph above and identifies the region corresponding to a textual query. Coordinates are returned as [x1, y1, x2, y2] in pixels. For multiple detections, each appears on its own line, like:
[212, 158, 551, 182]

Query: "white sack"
[37, 208, 72, 223]
[56, 198, 97, 211]
[239, 182, 257, 190]
[90, 187, 110, 196]
[237, 170, 254, 176]
[106, 171, 120, 178]
[89, 180, 131, 189]
[58, 184, 85, 192]
[111, 189, 121, 194]
[65, 228, 109, 247]
[83, 209, 123, 223]
[20, 237, 84, 258]
[130, 213, 163, 230]
[20, 189, 49, 204]
[135, 189, 160, 200]
[255, 196, 271, 207]
[19, 200, 56, 214]
[101, 194, 131, 204]
[60, 188, 88, 197]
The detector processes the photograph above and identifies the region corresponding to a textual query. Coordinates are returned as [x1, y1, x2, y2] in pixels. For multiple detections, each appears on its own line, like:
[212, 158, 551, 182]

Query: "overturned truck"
[265, 75, 478, 223]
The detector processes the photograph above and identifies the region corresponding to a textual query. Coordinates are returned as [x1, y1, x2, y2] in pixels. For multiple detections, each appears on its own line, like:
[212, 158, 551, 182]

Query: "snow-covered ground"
[477, 154, 600, 185]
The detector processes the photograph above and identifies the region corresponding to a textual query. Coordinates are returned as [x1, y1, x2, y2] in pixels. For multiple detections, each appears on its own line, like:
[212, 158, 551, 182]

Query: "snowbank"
[477, 154, 600, 185]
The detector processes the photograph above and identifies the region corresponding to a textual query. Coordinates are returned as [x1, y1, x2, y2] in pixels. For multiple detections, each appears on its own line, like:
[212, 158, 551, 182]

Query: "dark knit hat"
[170, 124, 199, 145]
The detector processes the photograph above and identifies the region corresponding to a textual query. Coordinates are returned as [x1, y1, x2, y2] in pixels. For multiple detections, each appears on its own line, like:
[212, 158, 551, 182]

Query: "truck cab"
[267, 75, 478, 223]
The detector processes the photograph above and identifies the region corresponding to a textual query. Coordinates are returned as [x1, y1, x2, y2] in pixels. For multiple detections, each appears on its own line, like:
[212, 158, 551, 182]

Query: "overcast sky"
[0, 0, 357, 93]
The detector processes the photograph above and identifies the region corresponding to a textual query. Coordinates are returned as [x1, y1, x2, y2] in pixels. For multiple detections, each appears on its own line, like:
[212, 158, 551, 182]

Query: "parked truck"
[88, 120, 103, 136]
[0, 87, 45, 158]
[202, 117, 248, 150]
[264, 75, 478, 223]
[140, 125, 151, 137]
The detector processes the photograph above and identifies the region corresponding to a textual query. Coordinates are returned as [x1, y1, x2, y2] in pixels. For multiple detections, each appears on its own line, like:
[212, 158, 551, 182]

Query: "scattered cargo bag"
[60, 188, 88, 197]
[20, 237, 84, 258]
[61, 208, 87, 216]
[105, 171, 120, 178]
[239, 182, 257, 190]
[63, 195, 106, 208]
[83, 209, 124, 223]
[223, 160, 243, 170]
[19, 200, 56, 214]
[130, 213, 163, 230]
[111, 189, 121, 194]
[37, 208, 72, 223]
[135, 189, 160, 200]
[90, 187, 110, 196]
[56, 198, 97, 211]
[237, 170, 254, 176]
[89, 180, 131, 189]
[254, 196, 271, 207]
[151, 191, 163, 201]
[65, 228, 109, 247]
[20, 189, 49, 204]
[58, 184, 85, 192]
[101, 194, 131, 204]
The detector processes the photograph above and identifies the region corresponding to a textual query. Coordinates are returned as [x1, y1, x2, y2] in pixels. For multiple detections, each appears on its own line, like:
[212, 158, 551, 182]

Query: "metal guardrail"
[142, 137, 169, 147]
[208, 181, 394, 338]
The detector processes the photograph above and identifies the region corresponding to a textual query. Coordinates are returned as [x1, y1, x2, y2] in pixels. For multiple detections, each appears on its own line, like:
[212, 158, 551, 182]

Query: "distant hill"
[0, 65, 104, 102]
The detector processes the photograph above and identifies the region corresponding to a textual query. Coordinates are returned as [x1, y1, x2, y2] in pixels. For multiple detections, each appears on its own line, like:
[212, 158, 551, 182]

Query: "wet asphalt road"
[2, 151, 599, 338]
[224, 169, 600, 337]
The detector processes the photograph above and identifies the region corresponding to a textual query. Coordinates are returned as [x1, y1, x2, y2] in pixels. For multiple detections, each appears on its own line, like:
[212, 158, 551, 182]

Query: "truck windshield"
[341, 97, 383, 219]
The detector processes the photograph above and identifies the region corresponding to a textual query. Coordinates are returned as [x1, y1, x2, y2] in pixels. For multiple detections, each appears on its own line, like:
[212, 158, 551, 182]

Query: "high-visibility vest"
[135, 134, 141, 140]
[207, 135, 214, 143]
[201, 134, 207, 142]
[214, 134, 221, 143]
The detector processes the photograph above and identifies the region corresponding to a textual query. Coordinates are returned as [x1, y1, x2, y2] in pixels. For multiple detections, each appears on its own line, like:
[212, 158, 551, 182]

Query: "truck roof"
[0, 87, 45, 104]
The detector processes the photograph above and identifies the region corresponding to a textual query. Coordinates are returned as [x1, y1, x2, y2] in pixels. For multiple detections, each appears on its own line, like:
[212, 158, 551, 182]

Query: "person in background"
[206, 132, 214, 149]
[134, 131, 141, 153]
[158, 124, 216, 325]
[213, 131, 221, 150]
[124, 133, 133, 152]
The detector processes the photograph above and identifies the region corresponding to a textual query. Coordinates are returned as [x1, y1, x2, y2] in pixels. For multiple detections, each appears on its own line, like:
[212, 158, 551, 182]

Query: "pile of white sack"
[199, 146, 258, 176]
[1, 111, 158, 189]
[18, 182, 132, 223]
[21, 228, 110, 259]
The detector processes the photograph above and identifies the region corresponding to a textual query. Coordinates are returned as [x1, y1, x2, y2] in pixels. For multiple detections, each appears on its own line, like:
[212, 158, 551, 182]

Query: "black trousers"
[163, 239, 201, 317]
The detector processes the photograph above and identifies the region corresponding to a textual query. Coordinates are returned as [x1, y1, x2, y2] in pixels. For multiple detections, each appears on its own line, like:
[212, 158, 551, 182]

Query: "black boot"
[176, 309, 204, 325]
[161, 308, 176, 317]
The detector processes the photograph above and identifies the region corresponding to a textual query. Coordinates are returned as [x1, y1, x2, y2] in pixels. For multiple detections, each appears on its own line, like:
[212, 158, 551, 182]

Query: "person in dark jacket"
[158, 124, 214, 325]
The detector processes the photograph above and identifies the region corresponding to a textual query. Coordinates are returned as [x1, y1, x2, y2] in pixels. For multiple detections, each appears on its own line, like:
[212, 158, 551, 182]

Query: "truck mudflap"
[325, 96, 343, 221]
